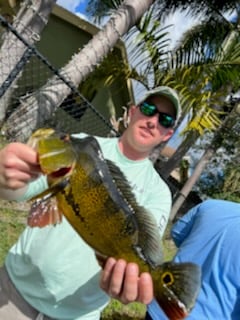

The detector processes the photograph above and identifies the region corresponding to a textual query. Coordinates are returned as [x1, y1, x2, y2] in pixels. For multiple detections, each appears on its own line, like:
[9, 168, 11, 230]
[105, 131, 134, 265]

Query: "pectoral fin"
[28, 178, 69, 228]
[28, 197, 62, 227]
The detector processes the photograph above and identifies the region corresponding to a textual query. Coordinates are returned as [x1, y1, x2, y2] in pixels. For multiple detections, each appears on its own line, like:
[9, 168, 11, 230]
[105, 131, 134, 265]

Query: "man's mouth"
[139, 126, 153, 137]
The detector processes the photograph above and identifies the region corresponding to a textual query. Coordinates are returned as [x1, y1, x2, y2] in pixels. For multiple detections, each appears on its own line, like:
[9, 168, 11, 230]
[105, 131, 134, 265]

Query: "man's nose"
[147, 114, 159, 126]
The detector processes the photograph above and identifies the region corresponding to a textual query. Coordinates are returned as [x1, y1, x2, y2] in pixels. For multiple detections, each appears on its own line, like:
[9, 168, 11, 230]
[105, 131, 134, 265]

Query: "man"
[0, 86, 180, 320]
[142, 199, 240, 319]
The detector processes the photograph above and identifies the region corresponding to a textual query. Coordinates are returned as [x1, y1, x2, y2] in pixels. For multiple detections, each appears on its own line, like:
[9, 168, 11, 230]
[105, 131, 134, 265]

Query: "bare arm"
[0, 142, 41, 200]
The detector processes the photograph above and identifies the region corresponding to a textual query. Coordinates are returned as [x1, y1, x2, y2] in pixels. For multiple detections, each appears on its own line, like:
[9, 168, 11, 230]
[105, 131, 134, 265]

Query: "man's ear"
[162, 129, 174, 142]
[128, 104, 137, 118]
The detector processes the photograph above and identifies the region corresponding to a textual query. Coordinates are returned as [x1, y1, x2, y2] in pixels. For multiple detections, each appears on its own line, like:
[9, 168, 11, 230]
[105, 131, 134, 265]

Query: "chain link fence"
[0, 14, 117, 142]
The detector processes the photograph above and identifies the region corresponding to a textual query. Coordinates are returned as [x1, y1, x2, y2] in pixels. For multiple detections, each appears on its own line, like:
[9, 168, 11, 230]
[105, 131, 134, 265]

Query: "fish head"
[153, 262, 201, 319]
[29, 128, 76, 183]
[27, 128, 75, 228]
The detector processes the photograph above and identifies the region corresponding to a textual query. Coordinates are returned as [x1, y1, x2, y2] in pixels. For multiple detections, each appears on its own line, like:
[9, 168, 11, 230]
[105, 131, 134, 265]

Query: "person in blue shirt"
[140, 199, 240, 319]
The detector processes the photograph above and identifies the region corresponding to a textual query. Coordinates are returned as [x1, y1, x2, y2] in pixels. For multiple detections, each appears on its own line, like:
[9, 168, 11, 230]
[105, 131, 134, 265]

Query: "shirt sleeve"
[171, 204, 200, 247]
[16, 175, 48, 201]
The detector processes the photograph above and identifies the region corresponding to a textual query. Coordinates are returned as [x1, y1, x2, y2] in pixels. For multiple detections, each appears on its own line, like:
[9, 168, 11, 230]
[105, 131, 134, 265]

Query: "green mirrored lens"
[140, 102, 157, 116]
[159, 113, 175, 128]
[140, 102, 175, 128]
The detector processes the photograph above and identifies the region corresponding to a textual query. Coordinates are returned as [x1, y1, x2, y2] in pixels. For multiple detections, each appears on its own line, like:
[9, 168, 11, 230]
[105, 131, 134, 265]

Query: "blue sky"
[76, 2, 87, 13]
[56, 0, 88, 17]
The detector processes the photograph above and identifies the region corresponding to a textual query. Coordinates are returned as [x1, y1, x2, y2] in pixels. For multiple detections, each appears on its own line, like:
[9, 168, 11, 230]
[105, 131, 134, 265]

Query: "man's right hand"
[0, 143, 41, 197]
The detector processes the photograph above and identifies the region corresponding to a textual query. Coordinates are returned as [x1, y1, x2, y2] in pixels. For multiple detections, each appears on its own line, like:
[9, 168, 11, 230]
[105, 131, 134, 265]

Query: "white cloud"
[166, 9, 235, 48]
[56, 0, 84, 13]
[165, 10, 199, 48]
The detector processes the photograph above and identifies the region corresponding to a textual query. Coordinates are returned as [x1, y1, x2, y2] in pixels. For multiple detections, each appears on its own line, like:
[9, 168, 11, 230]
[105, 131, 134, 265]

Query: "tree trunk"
[170, 147, 214, 221]
[4, 0, 155, 142]
[155, 26, 239, 177]
[170, 106, 240, 221]
[157, 130, 199, 180]
[0, 0, 56, 123]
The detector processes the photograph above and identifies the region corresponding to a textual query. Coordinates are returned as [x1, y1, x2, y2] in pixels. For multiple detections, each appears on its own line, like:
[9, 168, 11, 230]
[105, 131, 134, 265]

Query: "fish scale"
[58, 173, 140, 260]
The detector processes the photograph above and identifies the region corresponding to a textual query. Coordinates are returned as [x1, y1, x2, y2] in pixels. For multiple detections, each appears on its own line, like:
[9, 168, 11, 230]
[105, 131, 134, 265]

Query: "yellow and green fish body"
[28, 129, 201, 320]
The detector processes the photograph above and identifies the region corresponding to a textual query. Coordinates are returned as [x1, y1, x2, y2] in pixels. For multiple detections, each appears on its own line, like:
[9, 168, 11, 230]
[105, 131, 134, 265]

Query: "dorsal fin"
[106, 159, 164, 267]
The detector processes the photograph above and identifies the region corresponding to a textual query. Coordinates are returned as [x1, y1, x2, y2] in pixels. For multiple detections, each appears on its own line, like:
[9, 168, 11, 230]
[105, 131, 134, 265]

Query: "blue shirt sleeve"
[171, 204, 200, 247]
[147, 299, 168, 319]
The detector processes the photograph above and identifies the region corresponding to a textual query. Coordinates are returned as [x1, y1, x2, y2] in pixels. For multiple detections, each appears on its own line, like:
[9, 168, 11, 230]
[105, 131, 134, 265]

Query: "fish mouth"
[48, 166, 73, 179]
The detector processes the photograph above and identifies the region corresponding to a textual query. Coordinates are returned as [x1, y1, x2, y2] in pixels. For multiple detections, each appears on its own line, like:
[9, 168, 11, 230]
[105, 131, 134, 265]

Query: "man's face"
[126, 95, 175, 153]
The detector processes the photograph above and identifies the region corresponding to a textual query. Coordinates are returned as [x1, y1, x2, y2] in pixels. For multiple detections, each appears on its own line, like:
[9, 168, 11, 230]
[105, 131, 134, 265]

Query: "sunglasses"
[139, 102, 175, 128]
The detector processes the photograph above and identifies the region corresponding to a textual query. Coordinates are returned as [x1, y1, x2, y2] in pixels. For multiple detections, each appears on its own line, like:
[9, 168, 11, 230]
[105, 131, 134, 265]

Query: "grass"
[0, 202, 27, 265]
[0, 200, 176, 319]
[101, 300, 146, 320]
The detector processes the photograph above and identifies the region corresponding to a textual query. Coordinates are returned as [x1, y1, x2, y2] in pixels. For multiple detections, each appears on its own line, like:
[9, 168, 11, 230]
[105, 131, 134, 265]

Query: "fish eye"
[162, 272, 174, 285]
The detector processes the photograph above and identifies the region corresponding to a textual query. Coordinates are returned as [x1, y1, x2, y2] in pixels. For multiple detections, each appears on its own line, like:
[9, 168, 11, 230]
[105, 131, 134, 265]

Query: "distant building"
[36, 4, 134, 122]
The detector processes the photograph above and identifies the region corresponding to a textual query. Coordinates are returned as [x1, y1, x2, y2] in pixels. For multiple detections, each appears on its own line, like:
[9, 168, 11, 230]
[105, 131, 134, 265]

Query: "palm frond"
[86, 0, 123, 23]
[153, 0, 238, 21]
[123, 5, 173, 89]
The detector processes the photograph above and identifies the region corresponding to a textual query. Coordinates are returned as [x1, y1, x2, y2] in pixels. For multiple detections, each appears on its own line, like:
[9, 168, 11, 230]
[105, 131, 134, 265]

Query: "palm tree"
[87, 0, 239, 129]
[170, 101, 240, 219]
[158, 12, 240, 179]
[160, 12, 240, 215]
[87, 0, 238, 20]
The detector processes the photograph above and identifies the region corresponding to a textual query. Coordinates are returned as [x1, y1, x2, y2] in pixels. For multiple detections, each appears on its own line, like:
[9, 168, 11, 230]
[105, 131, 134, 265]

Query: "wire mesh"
[0, 14, 117, 142]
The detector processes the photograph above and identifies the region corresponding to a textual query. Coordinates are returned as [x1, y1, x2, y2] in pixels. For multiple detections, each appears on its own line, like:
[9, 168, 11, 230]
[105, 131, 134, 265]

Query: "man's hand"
[0, 143, 41, 200]
[0, 142, 40, 190]
[100, 257, 154, 305]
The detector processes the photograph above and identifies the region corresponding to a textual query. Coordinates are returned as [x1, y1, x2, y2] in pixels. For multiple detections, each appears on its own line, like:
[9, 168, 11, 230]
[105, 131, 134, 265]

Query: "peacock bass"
[28, 128, 201, 320]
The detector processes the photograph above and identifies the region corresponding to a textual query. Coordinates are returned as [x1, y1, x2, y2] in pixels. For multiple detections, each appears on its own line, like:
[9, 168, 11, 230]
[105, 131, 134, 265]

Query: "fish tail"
[153, 262, 201, 320]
